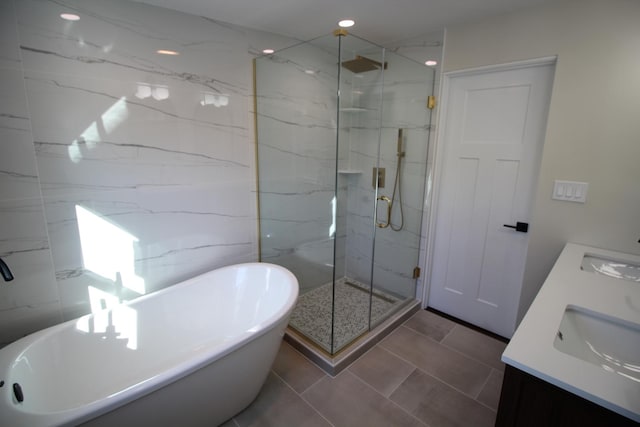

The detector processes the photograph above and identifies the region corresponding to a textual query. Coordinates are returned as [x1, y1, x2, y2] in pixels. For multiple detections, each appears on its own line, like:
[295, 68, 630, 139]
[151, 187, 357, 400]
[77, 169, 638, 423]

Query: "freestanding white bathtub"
[0, 263, 298, 427]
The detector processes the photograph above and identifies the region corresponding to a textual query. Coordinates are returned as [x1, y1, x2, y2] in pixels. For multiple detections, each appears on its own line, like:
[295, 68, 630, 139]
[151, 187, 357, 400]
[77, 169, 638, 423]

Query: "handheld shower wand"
[390, 128, 405, 231]
[397, 128, 405, 158]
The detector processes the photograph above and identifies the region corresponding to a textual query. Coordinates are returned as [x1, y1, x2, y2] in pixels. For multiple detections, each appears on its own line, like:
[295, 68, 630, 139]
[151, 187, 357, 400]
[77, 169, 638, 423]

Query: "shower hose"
[390, 129, 404, 231]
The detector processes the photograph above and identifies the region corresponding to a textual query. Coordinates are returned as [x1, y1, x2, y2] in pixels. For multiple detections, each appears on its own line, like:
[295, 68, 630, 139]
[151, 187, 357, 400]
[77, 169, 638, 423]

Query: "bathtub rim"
[0, 262, 298, 427]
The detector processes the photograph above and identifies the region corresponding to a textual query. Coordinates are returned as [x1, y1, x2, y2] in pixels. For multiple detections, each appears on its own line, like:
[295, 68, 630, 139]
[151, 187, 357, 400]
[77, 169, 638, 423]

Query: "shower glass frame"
[254, 31, 434, 355]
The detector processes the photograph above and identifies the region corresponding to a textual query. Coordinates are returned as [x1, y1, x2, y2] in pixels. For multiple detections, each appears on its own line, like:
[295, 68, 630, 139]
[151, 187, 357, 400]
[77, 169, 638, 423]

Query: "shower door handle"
[376, 195, 391, 228]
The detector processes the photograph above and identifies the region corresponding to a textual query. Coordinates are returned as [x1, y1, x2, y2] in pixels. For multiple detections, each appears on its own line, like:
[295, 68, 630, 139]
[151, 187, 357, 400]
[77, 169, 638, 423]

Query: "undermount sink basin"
[580, 253, 640, 282]
[581, 254, 640, 282]
[554, 305, 640, 382]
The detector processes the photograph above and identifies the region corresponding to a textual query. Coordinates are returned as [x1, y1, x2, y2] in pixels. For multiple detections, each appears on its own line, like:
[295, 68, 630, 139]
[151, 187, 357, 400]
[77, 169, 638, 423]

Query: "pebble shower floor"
[288, 277, 401, 353]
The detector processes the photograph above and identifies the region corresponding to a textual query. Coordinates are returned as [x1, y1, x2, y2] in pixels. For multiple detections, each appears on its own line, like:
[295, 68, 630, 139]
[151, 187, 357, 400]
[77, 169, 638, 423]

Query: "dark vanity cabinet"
[495, 365, 639, 427]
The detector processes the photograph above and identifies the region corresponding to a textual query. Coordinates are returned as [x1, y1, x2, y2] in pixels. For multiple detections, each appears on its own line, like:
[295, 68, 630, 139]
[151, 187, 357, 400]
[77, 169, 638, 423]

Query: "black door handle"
[503, 222, 529, 233]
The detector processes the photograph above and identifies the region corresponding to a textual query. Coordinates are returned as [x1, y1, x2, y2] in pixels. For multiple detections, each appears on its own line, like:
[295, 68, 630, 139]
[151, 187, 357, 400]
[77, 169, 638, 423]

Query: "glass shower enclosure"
[254, 31, 435, 355]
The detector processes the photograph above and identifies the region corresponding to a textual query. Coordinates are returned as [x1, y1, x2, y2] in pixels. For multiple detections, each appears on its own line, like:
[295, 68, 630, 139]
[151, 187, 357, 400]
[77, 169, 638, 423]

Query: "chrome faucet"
[0, 258, 14, 282]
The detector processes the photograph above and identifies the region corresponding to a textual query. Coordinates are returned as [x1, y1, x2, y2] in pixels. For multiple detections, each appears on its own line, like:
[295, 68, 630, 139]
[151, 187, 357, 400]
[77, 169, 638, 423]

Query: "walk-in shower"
[254, 30, 435, 368]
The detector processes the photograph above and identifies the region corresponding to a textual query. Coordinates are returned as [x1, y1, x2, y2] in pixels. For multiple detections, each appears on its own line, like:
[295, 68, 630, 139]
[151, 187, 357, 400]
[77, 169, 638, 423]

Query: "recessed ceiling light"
[338, 19, 355, 28]
[262, 49, 275, 54]
[60, 13, 80, 21]
[425, 60, 438, 67]
[156, 49, 180, 56]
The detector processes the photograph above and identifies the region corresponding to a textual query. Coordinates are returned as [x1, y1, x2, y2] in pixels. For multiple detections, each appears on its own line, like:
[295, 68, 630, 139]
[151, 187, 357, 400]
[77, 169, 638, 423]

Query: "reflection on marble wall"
[0, 0, 290, 344]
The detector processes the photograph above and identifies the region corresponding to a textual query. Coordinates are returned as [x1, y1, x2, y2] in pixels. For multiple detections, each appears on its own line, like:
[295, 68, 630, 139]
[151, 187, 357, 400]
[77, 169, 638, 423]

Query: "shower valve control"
[372, 167, 386, 188]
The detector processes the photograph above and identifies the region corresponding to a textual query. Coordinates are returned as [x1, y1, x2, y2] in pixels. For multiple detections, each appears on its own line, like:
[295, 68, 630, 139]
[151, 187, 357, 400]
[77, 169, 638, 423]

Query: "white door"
[428, 60, 555, 338]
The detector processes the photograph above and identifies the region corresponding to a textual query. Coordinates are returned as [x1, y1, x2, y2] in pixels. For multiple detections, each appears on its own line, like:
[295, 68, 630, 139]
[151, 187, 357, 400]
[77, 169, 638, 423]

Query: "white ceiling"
[136, 0, 551, 45]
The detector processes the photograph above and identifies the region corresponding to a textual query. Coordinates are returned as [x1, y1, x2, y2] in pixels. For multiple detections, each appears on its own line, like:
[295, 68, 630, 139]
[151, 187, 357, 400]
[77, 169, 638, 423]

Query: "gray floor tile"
[233, 372, 331, 427]
[380, 326, 492, 397]
[348, 346, 416, 397]
[403, 310, 457, 341]
[303, 370, 425, 427]
[390, 369, 496, 427]
[477, 368, 504, 411]
[441, 324, 507, 372]
[237, 310, 507, 427]
[271, 341, 327, 393]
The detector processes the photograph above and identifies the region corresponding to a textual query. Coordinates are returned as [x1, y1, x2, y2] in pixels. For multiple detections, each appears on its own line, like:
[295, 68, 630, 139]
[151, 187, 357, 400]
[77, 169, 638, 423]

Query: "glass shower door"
[369, 49, 434, 328]
[337, 38, 435, 340]
[255, 34, 339, 352]
[331, 34, 386, 353]
[255, 32, 435, 355]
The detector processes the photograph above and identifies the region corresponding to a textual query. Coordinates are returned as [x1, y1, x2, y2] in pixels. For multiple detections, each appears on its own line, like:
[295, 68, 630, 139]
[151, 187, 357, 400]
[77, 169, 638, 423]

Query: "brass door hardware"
[427, 95, 436, 110]
[376, 195, 391, 228]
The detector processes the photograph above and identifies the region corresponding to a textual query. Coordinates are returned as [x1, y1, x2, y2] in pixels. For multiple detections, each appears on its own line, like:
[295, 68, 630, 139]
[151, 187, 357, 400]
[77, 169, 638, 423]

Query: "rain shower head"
[341, 55, 387, 73]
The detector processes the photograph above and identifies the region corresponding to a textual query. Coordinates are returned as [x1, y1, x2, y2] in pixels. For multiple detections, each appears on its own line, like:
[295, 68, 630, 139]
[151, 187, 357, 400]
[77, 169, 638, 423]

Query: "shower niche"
[254, 31, 435, 363]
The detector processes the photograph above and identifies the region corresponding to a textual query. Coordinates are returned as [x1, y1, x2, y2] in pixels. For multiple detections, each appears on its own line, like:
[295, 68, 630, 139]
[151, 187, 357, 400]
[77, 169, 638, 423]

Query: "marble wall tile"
[255, 35, 440, 300]
[340, 50, 434, 297]
[0, 198, 61, 343]
[0, 1, 62, 343]
[24, 70, 251, 197]
[1, 0, 443, 342]
[0, 68, 42, 201]
[0, 302, 63, 347]
[0, 0, 269, 337]
[387, 32, 443, 300]
[255, 40, 339, 261]
[0, 1, 21, 70]
[15, 0, 248, 88]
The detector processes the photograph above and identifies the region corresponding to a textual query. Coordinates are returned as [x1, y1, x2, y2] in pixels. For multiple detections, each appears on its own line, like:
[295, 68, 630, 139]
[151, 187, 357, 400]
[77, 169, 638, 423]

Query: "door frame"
[421, 56, 557, 310]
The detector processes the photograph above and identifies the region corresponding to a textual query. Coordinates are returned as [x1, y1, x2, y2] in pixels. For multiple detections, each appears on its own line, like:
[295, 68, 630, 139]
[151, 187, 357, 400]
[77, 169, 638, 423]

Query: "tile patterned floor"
[221, 310, 507, 427]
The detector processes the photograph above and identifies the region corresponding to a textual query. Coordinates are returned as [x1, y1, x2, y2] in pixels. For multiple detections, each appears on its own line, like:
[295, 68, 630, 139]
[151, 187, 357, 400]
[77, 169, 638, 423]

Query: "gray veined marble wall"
[255, 36, 343, 293]
[0, 0, 443, 345]
[256, 35, 438, 299]
[342, 49, 435, 298]
[0, 0, 293, 345]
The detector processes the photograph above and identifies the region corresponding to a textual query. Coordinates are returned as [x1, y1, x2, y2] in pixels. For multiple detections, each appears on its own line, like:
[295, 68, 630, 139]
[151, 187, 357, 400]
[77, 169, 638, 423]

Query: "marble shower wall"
[342, 50, 435, 298]
[0, 0, 293, 344]
[255, 37, 342, 292]
[387, 32, 444, 301]
[256, 34, 440, 299]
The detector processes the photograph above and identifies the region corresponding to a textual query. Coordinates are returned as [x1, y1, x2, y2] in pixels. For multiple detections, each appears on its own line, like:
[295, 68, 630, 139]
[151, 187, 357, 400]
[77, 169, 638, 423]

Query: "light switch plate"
[552, 180, 588, 203]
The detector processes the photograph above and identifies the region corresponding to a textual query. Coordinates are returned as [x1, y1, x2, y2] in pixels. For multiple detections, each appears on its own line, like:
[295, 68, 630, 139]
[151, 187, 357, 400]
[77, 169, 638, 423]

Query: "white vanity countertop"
[502, 242, 640, 422]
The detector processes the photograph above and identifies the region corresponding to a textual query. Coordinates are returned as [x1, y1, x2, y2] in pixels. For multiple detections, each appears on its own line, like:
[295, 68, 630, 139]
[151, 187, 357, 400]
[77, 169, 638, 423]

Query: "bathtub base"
[80, 322, 286, 427]
[284, 299, 419, 376]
